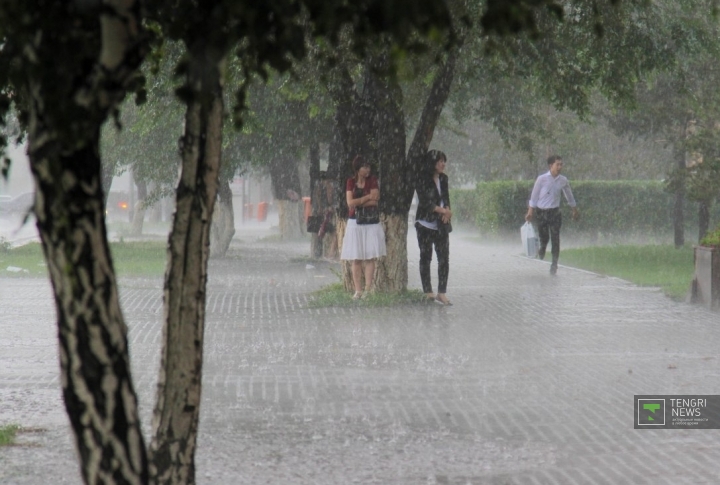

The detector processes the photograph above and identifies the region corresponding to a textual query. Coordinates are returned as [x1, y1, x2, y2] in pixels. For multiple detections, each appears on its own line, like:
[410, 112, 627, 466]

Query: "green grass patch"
[561, 244, 694, 300]
[0, 424, 20, 446]
[308, 282, 429, 308]
[0, 241, 168, 277]
[109, 241, 168, 276]
[0, 243, 47, 276]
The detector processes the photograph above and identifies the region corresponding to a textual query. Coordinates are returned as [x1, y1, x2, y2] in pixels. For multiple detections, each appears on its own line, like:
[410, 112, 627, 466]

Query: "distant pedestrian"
[414, 149, 453, 305]
[340, 155, 386, 299]
[525, 155, 579, 275]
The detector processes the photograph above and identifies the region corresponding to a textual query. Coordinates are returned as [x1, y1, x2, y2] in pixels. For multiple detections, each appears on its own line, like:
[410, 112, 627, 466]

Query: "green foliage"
[0, 424, 19, 446]
[449, 188, 483, 225]
[604, 1, 720, 208]
[450, 0, 712, 157]
[308, 283, 428, 308]
[477, 181, 534, 233]
[0, 0, 148, 160]
[700, 226, 720, 248]
[438, 97, 674, 185]
[561, 244, 695, 300]
[453, 180, 720, 237]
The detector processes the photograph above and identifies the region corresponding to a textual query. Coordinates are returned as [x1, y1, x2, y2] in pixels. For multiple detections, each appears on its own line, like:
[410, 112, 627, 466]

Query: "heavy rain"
[1, 1, 720, 484]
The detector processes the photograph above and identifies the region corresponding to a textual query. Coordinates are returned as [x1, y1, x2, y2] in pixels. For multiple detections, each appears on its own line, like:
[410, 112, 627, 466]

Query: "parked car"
[0, 192, 34, 216]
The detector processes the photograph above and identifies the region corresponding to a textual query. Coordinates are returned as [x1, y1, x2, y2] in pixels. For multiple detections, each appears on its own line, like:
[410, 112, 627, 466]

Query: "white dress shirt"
[528, 171, 576, 209]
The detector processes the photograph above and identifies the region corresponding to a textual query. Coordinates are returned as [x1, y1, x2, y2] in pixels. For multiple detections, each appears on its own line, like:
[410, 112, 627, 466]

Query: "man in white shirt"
[525, 155, 579, 275]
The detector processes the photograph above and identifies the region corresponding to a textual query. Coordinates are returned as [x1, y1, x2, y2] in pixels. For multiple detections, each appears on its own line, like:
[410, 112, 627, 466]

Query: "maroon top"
[346, 175, 378, 218]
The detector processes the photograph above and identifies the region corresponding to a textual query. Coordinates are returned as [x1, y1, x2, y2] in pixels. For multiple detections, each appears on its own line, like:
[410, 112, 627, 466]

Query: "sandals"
[353, 290, 372, 300]
[435, 294, 453, 306]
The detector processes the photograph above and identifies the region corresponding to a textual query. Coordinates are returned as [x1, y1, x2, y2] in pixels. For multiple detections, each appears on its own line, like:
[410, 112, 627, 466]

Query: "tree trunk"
[269, 157, 304, 240]
[375, 214, 408, 292]
[330, 51, 456, 293]
[101, 157, 116, 207]
[130, 179, 147, 236]
[148, 42, 225, 485]
[322, 214, 340, 260]
[699, 201, 711, 243]
[309, 142, 321, 257]
[406, 49, 457, 184]
[210, 179, 236, 257]
[336, 218, 355, 290]
[673, 145, 686, 248]
[20, 1, 149, 483]
[29, 134, 149, 485]
[363, 55, 408, 292]
[276, 199, 304, 240]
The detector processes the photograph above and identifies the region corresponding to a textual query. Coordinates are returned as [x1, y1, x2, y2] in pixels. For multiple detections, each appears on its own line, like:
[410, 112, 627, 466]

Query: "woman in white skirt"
[341, 155, 387, 299]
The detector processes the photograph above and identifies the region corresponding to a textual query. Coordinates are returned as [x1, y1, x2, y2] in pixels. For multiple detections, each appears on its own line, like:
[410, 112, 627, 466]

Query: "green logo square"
[638, 399, 665, 426]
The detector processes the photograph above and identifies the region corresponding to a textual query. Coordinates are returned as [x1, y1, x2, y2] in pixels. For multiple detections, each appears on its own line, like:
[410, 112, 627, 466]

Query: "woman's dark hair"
[425, 149, 446, 174]
[352, 155, 370, 173]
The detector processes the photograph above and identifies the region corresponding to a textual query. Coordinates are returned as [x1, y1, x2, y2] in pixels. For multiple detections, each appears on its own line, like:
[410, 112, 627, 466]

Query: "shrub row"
[451, 180, 720, 237]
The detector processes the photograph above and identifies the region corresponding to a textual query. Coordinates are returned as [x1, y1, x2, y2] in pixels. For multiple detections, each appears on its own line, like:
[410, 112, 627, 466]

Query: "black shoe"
[549, 264, 557, 275]
[538, 250, 546, 260]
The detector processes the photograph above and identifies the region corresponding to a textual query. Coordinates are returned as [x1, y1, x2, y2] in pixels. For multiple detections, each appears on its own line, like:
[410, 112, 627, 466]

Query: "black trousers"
[415, 223, 449, 294]
[535, 208, 562, 265]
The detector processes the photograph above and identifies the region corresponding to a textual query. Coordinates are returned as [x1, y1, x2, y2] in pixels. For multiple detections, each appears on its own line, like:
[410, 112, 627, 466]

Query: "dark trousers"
[415, 223, 449, 294]
[535, 208, 562, 265]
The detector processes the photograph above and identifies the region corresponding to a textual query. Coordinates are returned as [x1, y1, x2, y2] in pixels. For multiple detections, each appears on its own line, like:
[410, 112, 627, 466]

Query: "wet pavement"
[2, 225, 720, 484]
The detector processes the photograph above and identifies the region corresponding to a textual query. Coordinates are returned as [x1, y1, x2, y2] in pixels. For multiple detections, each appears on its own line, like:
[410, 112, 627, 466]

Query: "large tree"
[603, 0, 720, 246]
[0, 1, 454, 483]
[319, 0, 699, 292]
[0, 1, 150, 483]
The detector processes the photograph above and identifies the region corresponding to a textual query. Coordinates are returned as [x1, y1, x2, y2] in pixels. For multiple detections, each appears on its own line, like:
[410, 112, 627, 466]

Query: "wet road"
[2, 229, 720, 484]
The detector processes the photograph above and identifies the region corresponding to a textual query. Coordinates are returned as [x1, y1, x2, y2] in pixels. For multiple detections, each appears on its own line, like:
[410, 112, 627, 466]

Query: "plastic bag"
[521, 222, 538, 258]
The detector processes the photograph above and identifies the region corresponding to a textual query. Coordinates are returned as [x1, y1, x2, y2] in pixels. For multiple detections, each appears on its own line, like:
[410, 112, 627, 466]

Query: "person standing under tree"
[414, 149, 453, 305]
[341, 155, 386, 299]
[525, 155, 579, 275]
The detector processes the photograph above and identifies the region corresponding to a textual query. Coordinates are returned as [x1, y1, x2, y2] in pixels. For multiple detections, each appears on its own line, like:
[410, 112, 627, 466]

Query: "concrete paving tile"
[1, 230, 719, 484]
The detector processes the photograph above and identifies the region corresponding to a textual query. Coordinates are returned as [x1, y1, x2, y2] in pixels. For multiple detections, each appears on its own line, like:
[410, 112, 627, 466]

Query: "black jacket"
[415, 173, 450, 223]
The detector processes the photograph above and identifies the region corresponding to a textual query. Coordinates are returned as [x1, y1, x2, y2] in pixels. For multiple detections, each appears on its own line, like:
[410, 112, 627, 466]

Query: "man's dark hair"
[425, 149, 447, 174]
[547, 155, 562, 165]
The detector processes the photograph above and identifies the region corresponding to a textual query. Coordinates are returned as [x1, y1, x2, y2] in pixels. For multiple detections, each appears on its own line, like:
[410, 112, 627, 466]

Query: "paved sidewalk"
[2, 228, 720, 484]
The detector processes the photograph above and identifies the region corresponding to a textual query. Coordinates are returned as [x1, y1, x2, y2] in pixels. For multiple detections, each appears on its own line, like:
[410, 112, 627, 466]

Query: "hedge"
[451, 180, 720, 238]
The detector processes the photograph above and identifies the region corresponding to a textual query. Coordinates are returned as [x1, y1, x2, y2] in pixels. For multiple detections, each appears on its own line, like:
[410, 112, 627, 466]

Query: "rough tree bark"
[673, 144, 686, 248]
[334, 50, 457, 293]
[210, 179, 236, 257]
[21, 1, 149, 483]
[699, 201, 710, 243]
[269, 157, 304, 240]
[406, 50, 457, 188]
[309, 142, 323, 257]
[101, 157, 116, 207]
[148, 40, 225, 485]
[366, 55, 408, 293]
[130, 179, 147, 236]
[276, 200, 305, 240]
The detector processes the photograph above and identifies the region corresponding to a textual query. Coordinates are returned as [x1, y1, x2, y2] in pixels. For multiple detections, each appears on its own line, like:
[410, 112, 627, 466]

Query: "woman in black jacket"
[414, 149, 453, 305]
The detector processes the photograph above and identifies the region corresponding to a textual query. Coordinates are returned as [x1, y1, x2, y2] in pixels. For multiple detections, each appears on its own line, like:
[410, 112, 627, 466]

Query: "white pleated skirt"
[341, 219, 387, 261]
